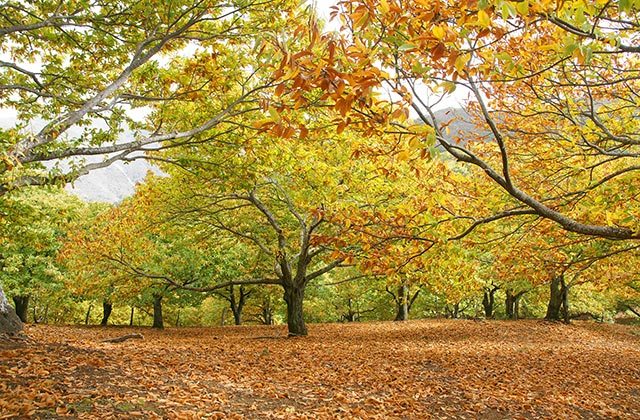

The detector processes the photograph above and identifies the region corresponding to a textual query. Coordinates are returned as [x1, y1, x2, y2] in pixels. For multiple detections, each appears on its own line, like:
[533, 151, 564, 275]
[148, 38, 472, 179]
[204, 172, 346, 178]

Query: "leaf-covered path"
[1, 320, 639, 418]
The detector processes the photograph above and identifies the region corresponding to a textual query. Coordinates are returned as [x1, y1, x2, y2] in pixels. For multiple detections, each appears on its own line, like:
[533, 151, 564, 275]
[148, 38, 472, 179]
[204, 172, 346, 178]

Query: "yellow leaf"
[432, 25, 445, 40]
[380, 0, 390, 14]
[477, 10, 491, 27]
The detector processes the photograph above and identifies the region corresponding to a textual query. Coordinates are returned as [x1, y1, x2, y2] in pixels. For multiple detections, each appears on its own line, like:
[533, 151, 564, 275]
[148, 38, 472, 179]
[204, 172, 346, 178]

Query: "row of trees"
[1, 0, 640, 335]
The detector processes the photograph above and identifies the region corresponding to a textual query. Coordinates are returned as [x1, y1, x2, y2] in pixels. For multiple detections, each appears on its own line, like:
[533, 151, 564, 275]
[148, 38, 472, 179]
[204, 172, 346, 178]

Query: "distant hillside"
[2, 108, 475, 204]
[65, 159, 159, 203]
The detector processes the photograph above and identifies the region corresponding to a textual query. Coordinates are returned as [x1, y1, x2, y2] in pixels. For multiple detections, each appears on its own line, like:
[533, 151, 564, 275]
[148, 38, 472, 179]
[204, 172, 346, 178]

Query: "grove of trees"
[1, 0, 639, 338]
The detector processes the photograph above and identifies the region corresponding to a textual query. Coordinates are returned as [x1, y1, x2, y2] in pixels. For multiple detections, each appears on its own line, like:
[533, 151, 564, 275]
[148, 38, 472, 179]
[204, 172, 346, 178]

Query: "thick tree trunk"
[101, 301, 112, 326]
[152, 294, 163, 329]
[232, 308, 242, 326]
[394, 284, 409, 321]
[283, 286, 307, 336]
[506, 290, 526, 320]
[482, 287, 497, 318]
[545, 276, 565, 321]
[0, 284, 22, 334]
[12, 295, 29, 323]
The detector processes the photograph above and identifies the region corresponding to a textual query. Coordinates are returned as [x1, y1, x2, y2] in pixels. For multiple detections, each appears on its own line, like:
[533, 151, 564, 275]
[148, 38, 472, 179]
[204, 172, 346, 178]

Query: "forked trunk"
[12, 295, 29, 323]
[152, 294, 163, 329]
[284, 286, 307, 336]
[482, 288, 497, 318]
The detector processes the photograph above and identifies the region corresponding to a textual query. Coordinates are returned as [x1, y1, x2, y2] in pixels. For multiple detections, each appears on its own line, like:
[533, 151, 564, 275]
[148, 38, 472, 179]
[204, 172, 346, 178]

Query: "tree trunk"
[85, 303, 93, 325]
[482, 287, 497, 318]
[394, 284, 409, 321]
[220, 307, 227, 326]
[129, 306, 135, 326]
[232, 308, 242, 326]
[228, 285, 247, 326]
[260, 299, 273, 325]
[505, 290, 516, 320]
[0, 284, 22, 334]
[152, 294, 163, 329]
[452, 302, 460, 319]
[561, 279, 570, 324]
[101, 301, 112, 326]
[545, 275, 565, 321]
[12, 295, 29, 323]
[283, 286, 307, 336]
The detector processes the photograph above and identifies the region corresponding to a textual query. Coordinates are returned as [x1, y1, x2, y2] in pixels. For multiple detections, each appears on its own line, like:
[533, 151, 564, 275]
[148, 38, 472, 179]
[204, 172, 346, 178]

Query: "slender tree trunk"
[394, 284, 409, 321]
[12, 295, 29, 323]
[561, 279, 570, 324]
[85, 303, 93, 325]
[175, 310, 180, 327]
[261, 299, 273, 325]
[100, 301, 112, 326]
[42, 304, 49, 324]
[545, 276, 565, 321]
[0, 284, 22, 334]
[152, 294, 163, 329]
[129, 306, 135, 326]
[283, 285, 307, 336]
[32, 305, 38, 324]
[220, 307, 227, 326]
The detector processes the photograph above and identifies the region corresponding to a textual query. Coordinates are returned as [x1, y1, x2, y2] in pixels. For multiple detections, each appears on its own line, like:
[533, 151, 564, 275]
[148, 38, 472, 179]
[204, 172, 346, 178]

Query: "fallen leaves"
[1, 320, 639, 418]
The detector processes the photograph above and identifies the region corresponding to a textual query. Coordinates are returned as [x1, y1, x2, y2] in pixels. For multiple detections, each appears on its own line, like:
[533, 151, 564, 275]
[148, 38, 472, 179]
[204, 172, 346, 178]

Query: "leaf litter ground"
[1, 320, 639, 419]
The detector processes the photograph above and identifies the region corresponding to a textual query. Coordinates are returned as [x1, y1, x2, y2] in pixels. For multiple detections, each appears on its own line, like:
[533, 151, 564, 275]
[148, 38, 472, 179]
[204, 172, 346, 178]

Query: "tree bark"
[545, 275, 565, 321]
[561, 278, 570, 324]
[394, 284, 409, 321]
[85, 303, 93, 325]
[482, 287, 498, 318]
[220, 307, 227, 326]
[152, 294, 163, 329]
[101, 301, 113, 326]
[129, 306, 135, 326]
[260, 298, 273, 325]
[0, 284, 22, 334]
[229, 285, 248, 326]
[283, 286, 307, 336]
[12, 295, 29, 323]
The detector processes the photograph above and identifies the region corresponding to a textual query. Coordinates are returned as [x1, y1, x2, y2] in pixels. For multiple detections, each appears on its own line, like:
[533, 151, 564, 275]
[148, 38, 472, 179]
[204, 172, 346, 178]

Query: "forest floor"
[1, 320, 640, 419]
